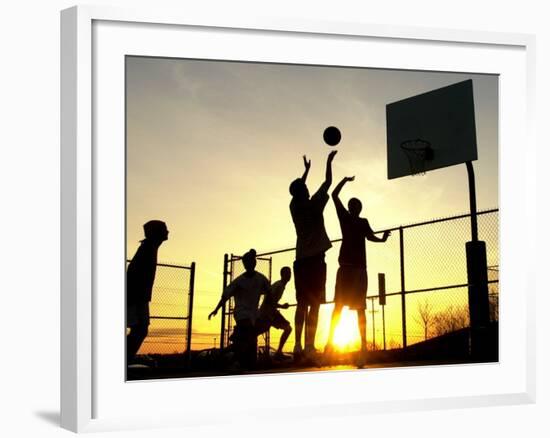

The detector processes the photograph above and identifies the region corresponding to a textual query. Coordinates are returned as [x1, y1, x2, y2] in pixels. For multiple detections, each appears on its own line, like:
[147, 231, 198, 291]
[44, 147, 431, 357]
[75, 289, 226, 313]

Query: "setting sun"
[332, 308, 361, 352]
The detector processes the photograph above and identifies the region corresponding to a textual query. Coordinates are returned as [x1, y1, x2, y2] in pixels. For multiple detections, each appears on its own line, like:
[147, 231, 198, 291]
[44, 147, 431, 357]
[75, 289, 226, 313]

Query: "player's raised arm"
[332, 176, 354, 200]
[300, 155, 311, 183]
[319, 150, 337, 194]
[332, 176, 354, 217]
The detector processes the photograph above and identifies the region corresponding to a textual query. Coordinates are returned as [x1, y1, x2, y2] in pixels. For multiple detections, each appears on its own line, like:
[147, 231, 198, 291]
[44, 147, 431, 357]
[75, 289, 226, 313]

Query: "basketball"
[323, 126, 341, 146]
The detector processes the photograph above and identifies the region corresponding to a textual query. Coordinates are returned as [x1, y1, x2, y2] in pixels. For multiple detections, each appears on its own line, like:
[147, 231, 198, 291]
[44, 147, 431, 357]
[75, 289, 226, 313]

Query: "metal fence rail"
[126, 260, 195, 355]
[222, 208, 498, 353]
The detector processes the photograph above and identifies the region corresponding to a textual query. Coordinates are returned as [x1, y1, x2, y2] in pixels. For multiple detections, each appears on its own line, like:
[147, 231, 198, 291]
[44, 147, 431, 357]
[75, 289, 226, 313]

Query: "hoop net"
[400, 139, 433, 176]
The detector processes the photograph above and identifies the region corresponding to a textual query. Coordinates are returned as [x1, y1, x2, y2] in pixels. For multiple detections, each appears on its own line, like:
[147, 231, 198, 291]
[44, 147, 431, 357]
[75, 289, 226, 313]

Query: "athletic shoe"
[273, 351, 290, 362]
[304, 345, 319, 355]
[322, 343, 336, 366]
[293, 344, 304, 363]
[227, 360, 243, 373]
[303, 346, 322, 367]
[134, 354, 157, 367]
[356, 347, 368, 368]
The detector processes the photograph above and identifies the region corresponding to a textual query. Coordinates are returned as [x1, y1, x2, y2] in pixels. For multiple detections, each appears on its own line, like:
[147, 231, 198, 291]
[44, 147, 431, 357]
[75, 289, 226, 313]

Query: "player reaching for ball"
[324, 176, 391, 365]
[289, 150, 337, 363]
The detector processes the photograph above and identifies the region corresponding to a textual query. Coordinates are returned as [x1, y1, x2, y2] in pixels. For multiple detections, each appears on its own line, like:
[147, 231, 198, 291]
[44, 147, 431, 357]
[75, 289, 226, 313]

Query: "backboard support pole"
[466, 161, 479, 242]
[465, 161, 490, 359]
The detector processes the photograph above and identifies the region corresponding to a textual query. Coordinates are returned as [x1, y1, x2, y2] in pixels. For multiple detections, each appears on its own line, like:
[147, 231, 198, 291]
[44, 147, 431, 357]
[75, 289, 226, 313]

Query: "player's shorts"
[127, 301, 150, 328]
[293, 254, 326, 306]
[231, 319, 257, 345]
[229, 319, 258, 369]
[256, 311, 291, 334]
[334, 265, 368, 310]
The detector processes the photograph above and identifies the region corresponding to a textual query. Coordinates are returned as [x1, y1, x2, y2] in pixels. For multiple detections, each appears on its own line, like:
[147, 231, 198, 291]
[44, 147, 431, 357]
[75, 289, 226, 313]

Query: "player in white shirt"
[209, 249, 270, 369]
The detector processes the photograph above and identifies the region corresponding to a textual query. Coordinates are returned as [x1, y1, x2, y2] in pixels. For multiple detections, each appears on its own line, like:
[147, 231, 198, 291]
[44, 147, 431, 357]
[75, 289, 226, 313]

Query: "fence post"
[372, 297, 376, 350]
[382, 304, 386, 351]
[220, 253, 228, 350]
[186, 262, 196, 367]
[266, 257, 273, 357]
[399, 226, 407, 348]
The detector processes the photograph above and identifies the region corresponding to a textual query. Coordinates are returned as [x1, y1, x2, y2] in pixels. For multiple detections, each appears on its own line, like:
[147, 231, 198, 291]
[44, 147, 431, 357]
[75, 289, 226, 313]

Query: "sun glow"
[332, 308, 361, 352]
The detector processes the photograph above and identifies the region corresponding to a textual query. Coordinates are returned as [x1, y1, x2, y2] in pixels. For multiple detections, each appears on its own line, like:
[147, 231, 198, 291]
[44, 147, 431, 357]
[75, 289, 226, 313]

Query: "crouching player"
[255, 267, 293, 361]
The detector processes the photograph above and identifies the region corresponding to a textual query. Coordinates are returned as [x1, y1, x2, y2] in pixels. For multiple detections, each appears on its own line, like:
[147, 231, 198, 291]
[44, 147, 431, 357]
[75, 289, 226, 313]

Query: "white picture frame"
[60, 5, 536, 433]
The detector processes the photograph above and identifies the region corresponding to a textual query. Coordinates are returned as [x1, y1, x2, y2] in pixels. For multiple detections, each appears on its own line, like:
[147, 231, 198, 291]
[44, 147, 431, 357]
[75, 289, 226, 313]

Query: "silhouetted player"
[255, 267, 293, 360]
[325, 177, 390, 362]
[209, 249, 270, 369]
[289, 151, 337, 361]
[126, 220, 169, 364]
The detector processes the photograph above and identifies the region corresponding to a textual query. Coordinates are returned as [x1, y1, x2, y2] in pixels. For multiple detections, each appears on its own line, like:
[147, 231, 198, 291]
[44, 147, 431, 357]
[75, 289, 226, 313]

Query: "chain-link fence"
[222, 208, 498, 354]
[397, 209, 499, 347]
[127, 260, 196, 355]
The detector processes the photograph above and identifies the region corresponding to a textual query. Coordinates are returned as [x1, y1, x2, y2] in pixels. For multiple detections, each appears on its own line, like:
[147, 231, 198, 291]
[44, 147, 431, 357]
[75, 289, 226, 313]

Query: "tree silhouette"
[432, 305, 469, 336]
[388, 339, 402, 350]
[415, 299, 434, 341]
